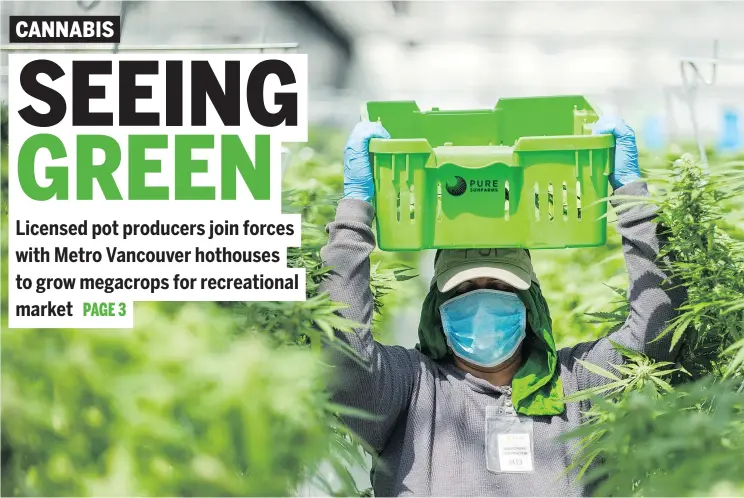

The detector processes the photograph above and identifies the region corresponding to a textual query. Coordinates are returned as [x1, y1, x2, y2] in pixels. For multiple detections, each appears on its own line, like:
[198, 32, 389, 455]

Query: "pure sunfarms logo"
[8, 53, 308, 329]
[445, 176, 500, 197]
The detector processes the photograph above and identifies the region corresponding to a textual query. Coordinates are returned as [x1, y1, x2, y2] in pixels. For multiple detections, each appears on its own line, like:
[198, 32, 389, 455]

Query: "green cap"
[433, 248, 538, 292]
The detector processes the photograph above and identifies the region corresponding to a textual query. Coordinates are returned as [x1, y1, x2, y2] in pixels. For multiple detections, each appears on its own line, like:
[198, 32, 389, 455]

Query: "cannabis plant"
[651, 155, 744, 378]
[1, 128, 421, 497]
[565, 154, 744, 496]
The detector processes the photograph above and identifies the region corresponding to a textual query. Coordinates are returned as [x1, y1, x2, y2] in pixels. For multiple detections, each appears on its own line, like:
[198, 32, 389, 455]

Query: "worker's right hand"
[343, 121, 391, 203]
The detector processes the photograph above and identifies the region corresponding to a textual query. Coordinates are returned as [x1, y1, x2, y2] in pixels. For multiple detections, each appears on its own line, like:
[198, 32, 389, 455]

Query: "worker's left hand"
[343, 121, 391, 203]
[593, 116, 641, 190]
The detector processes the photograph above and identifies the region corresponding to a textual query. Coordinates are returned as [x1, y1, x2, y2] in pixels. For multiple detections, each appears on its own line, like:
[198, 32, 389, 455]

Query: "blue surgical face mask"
[439, 289, 527, 368]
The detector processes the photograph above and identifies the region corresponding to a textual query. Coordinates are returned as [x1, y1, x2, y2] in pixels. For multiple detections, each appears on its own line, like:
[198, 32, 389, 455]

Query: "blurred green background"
[2, 0, 744, 494]
[1, 111, 743, 496]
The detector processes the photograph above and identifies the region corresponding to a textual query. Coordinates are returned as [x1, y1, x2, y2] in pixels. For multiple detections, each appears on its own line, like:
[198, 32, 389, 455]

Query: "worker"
[319, 116, 686, 496]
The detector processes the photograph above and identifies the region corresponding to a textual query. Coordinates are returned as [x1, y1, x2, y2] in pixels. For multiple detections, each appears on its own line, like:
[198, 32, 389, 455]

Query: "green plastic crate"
[364, 95, 615, 251]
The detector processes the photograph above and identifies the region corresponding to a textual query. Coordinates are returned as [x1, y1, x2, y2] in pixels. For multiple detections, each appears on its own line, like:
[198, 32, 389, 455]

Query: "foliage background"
[1, 102, 743, 496]
[0, 114, 422, 496]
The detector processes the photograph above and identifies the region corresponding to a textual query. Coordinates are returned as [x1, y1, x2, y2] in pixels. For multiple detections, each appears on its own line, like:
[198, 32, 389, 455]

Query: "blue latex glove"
[343, 121, 391, 203]
[593, 115, 641, 190]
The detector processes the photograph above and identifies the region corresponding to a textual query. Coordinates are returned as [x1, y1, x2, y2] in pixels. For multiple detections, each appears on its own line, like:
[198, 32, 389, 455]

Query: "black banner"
[9, 16, 121, 43]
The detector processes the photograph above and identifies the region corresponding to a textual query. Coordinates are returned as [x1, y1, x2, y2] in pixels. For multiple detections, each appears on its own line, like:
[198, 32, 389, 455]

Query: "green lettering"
[175, 135, 215, 200]
[18, 134, 68, 201]
[221, 134, 270, 200]
[129, 135, 169, 200]
[76, 135, 122, 200]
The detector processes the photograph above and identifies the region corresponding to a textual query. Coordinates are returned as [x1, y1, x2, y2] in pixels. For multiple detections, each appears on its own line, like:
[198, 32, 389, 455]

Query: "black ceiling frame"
[275, 1, 354, 87]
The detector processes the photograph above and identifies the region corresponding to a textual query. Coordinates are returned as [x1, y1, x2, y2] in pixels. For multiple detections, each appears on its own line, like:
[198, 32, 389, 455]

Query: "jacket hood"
[416, 279, 565, 416]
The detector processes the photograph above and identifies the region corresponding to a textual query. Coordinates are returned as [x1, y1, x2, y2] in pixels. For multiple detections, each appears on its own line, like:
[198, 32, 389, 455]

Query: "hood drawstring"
[504, 387, 516, 415]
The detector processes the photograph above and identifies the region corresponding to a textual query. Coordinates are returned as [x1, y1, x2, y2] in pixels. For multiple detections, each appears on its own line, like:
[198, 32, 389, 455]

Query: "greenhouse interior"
[1, 1, 743, 497]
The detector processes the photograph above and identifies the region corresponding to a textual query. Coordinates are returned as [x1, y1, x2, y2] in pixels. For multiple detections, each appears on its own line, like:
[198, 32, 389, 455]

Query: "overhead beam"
[390, 1, 410, 16]
[275, 1, 353, 87]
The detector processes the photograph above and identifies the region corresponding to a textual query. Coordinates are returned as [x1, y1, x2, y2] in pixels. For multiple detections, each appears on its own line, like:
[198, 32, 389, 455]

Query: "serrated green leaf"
[325, 402, 381, 421]
[562, 380, 629, 403]
[648, 375, 674, 393]
[608, 340, 646, 362]
[575, 359, 621, 381]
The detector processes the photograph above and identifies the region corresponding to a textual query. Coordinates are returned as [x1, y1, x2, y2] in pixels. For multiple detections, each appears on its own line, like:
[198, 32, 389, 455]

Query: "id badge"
[485, 405, 535, 473]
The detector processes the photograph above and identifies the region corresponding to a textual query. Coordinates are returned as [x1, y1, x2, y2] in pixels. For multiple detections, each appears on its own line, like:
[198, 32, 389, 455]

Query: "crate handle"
[369, 139, 432, 154]
[433, 145, 516, 169]
[514, 134, 614, 152]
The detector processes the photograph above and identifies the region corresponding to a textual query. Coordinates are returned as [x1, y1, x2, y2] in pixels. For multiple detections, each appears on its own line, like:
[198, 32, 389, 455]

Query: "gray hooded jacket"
[319, 181, 686, 497]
